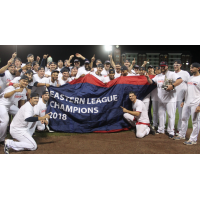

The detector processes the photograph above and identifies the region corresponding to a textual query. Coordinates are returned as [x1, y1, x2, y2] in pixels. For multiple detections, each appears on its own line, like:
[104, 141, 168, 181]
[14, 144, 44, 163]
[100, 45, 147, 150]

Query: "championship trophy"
[162, 71, 174, 91]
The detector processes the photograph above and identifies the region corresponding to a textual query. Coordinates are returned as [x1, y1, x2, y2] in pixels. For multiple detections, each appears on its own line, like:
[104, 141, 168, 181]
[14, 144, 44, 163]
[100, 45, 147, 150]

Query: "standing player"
[58, 68, 72, 85]
[103, 69, 116, 83]
[76, 60, 92, 79]
[90, 64, 106, 82]
[4, 93, 50, 154]
[121, 91, 155, 138]
[173, 60, 190, 135]
[173, 63, 200, 145]
[144, 61, 183, 138]
[0, 75, 29, 145]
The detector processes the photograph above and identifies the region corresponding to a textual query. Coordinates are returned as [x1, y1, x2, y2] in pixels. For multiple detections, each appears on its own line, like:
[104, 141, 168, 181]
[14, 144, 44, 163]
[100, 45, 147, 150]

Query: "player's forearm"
[146, 77, 153, 84]
[125, 110, 140, 117]
[4, 90, 17, 98]
[0, 64, 9, 74]
[174, 78, 183, 87]
[19, 100, 26, 107]
[34, 82, 46, 87]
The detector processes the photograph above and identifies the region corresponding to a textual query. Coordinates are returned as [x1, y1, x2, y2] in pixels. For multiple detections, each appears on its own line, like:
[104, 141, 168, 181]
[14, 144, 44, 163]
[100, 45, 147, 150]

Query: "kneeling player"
[121, 91, 155, 138]
[4, 93, 50, 154]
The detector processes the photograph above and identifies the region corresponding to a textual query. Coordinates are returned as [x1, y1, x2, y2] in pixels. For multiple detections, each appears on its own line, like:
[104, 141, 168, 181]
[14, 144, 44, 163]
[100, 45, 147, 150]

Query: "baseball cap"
[148, 65, 154, 68]
[30, 92, 39, 98]
[26, 70, 33, 75]
[97, 64, 104, 69]
[174, 60, 182, 64]
[85, 60, 90, 64]
[104, 60, 111, 64]
[191, 62, 200, 68]
[42, 91, 49, 95]
[20, 75, 29, 81]
[61, 67, 70, 73]
[110, 66, 114, 70]
[51, 70, 59, 75]
[49, 62, 57, 65]
[139, 66, 145, 71]
[109, 69, 115, 74]
[27, 54, 34, 58]
[32, 61, 38, 67]
[58, 60, 63, 63]
[38, 66, 45, 71]
[155, 66, 161, 70]
[134, 65, 139, 68]
[124, 59, 130, 63]
[160, 61, 168, 66]
[74, 59, 80, 63]
[26, 62, 32, 65]
[121, 66, 128, 71]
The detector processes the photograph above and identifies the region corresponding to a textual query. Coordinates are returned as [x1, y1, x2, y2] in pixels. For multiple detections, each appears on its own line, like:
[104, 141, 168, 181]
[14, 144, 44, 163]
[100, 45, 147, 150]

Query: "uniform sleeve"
[135, 101, 143, 113]
[11, 77, 20, 84]
[39, 78, 48, 84]
[24, 106, 34, 119]
[21, 90, 27, 100]
[152, 75, 158, 83]
[102, 76, 110, 83]
[172, 72, 180, 81]
[34, 104, 40, 116]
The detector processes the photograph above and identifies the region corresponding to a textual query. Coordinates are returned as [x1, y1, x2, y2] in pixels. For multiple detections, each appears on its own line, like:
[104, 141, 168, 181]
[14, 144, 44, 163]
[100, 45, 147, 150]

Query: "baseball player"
[58, 68, 72, 85]
[70, 66, 78, 81]
[76, 60, 92, 79]
[173, 63, 200, 145]
[4, 93, 50, 154]
[45, 62, 57, 77]
[32, 61, 40, 74]
[0, 75, 29, 145]
[90, 64, 106, 82]
[92, 60, 111, 76]
[145, 61, 183, 138]
[121, 66, 136, 76]
[173, 60, 190, 135]
[57, 60, 64, 72]
[29, 91, 50, 134]
[121, 91, 155, 138]
[103, 69, 116, 83]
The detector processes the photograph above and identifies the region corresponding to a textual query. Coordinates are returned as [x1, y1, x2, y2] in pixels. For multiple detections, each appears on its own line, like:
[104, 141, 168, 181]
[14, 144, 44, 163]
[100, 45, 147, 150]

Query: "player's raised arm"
[144, 72, 153, 84]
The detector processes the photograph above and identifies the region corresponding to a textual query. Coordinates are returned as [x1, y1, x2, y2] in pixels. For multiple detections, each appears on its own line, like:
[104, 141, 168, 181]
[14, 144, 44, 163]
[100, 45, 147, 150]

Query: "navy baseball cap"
[51, 70, 59, 75]
[26, 70, 33, 75]
[104, 60, 111, 64]
[27, 54, 34, 58]
[97, 64, 104, 69]
[38, 66, 45, 71]
[42, 91, 49, 95]
[20, 75, 29, 81]
[191, 63, 200, 68]
[49, 62, 57, 65]
[109, 69, 115, 74]
[85, 60, 90, 64]
[174, 60, 182, 64]
[30, 92, 39, 98]
[74, 59, 80, 63]
[148, 65, 154, 68]
[155, 66, 161, 70]
[160, 61, 168, 66]
[121, 66, 128, 71]
[139, 66, 145, 71]
[26, 62, 32, 65]
[134, 65, 139, 68]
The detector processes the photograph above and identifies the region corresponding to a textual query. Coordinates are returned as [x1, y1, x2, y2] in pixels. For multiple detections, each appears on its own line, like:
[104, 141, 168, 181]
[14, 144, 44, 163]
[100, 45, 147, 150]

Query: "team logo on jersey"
[15, 95, 23, 98]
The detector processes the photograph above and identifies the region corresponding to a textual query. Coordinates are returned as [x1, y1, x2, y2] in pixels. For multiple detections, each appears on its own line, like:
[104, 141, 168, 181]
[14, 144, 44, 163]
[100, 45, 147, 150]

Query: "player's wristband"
[9, 82, 14, 86]
[172, 84, 175, 89]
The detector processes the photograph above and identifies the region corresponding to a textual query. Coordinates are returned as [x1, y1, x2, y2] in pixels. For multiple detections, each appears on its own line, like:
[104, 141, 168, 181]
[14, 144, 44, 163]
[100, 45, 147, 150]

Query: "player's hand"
[75, 53, 82, 58]
[143, 61, 147, 65]
[132, 58, 136, 65]
[43, 120, 48, 125]
[15, 88, 24, 93]
[13, 83, 20, 88]
[91, 54, 95, 62]
[45, 84, 50, 87]
[7, 59, 13, 66]
[57, 84, 61, 87]
[44, 113, 51, 119]
[12, 52, 17, 59]
[120, 106, 128, 113]
[69, 55, 74, 60]
[180, 102, 184, 108]
[108, 54, 112, 59]
[40, 120, 45, 124]
[36, 56, 40, 62]
[44, 74, 50, 78]
[43, 54, 48, 59]
[195, 106, 200, 113]
[166, 85, 173, 91]
[90, 68, 94, 72]
[80, 74, 85, 77]
[144, 72, 149, 78]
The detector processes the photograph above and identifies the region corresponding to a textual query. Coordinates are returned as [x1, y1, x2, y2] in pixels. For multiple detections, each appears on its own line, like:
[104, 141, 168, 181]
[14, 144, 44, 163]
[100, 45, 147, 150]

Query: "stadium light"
[104, 45, 112, 52]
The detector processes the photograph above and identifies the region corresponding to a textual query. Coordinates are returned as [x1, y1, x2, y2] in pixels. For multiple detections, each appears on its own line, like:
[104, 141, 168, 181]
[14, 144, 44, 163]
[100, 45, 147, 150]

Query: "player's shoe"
[4, 140, 9, 154]
[175, 131, 179, 136]
[46, 125, 54, 133]
[173, 136, 185, 140]
[156, 132, 165, 134]
[183, 140, 197, 145]
[169, 134, 174, 139]
[149, 127, 155, 135]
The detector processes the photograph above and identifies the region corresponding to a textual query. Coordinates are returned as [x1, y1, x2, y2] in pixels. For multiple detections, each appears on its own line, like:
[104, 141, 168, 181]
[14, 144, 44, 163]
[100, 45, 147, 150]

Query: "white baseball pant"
[143, 101, 150, 113]
[179, 103, 200, 142]
[152, 101, 158, 127]
[123, 113, 150, 138]
[29, 121, 45, 136]
[176, 101, 183, 132]
[157, 102, 176, 135]
[6, 128, 37, 151]
[0, 105, 19, 142]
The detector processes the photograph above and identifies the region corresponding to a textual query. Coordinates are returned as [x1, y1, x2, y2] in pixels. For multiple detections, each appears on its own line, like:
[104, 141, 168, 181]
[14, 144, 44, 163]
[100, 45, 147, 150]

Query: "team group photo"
[0, 45, 200, 154]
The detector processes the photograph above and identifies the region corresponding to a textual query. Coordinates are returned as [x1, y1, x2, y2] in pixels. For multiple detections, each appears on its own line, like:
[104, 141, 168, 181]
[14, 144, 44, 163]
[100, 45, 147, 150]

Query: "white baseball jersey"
[0, 86, 27, 111]
[10, 101, 34, 133]
[185, 75, 200, 105]
[152, 71, 180, 103]
[150, 88, 159, 102]
[45, 71, 52, 76]
[103, 76, 116, 83]
[115, 72, 121, 78]
[34, 98, 47, 117]
[90, 72, 106, 82]
[93, 68, 109, 77]
[11, 77, 34, 88]
[0, 70, 15, 93]
[39, 77, 58, 87]
[174, 70, 190, 101]
[58, 77, 72, 85]
[132, 99, 150, 124]
[76, 67, 91, 79]
[31, 74, 46, 97]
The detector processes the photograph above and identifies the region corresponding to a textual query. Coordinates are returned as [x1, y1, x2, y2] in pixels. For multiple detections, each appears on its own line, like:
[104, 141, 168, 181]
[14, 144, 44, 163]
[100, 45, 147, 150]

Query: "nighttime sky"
[0, 45, 200, 66]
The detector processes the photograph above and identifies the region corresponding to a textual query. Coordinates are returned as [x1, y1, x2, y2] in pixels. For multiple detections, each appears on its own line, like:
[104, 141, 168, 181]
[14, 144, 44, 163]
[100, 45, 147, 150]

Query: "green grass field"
[33, 108, 193, 137]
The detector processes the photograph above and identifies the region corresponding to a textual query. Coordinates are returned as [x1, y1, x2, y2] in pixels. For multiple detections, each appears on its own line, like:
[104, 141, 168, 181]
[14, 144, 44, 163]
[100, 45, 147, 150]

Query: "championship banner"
[46, 74, 156, 133]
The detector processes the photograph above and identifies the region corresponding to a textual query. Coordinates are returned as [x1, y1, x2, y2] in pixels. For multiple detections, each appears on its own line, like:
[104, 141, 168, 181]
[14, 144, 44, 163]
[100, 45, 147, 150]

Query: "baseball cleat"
[173, 136, 185, 140]
[175, 131, 179, 136]
[169, 134, 174, 139]
[46, 125, 54, 132]
[149, 127, 155, 135]
[4, 140, 9, 154]
[183, 140, 197, 145]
